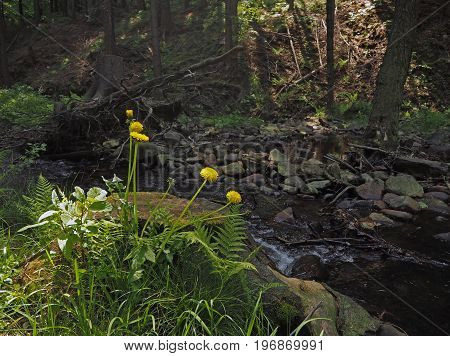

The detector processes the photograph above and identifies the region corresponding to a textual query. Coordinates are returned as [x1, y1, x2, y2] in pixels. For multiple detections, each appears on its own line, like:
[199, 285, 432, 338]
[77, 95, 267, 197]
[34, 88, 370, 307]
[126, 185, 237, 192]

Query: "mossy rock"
[248, 251, 381, 336]
[108, 192, 227, 224]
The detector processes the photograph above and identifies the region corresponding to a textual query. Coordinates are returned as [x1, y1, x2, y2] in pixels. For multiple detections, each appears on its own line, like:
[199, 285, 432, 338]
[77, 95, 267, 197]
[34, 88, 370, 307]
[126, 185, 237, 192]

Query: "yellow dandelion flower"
[226, 190, 242, 204]
[130, 132, 150, 142]
[126, 109, 134, 119]
[200, 167, 219, 183]
[129, 121, 144, 133]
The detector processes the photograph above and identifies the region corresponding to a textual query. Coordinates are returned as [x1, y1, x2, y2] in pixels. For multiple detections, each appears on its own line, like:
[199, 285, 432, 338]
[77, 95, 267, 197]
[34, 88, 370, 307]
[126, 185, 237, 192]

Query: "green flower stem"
[140, 182, 173, 238]
[177, 180, 206, 223]
[155, 180, 207, 261]
[125, 137, 134, 202]
[132, 143, 139, 229]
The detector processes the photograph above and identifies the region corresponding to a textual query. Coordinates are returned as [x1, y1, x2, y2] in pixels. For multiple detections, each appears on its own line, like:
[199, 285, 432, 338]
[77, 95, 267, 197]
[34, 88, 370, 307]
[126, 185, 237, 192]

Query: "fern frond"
[21, 174, 54, 221]
[213, 206, 247, 261]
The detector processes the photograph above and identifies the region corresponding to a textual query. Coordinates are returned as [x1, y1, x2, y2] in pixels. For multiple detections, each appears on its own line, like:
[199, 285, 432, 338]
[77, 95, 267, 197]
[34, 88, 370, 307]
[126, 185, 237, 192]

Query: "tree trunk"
[0, 1, 11, 87]
[67, 0, 76, 18]
[184, 0, 190, 10]
[326, 0, 335, 115]
[18, 0, 24, 16]
[33, 0, 42, 22]
[138, 0, 146, 10]
[224, 0, 239, 66]
[151, 0, 162, 76]
[366, 0, 418, 146]
[160, 0, 174, 39]
[199, 0, 208, 9]
[103, 0, 116, 55]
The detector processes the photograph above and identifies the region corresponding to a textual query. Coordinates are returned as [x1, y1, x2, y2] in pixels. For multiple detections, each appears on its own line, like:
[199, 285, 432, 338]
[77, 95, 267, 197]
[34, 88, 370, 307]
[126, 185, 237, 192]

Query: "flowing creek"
[32, 154, 450, 336]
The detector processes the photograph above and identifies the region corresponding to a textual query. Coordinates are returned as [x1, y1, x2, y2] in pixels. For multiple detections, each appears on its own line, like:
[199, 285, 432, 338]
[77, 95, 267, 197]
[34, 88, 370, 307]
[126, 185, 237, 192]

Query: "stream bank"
[31, 119, 450, 335]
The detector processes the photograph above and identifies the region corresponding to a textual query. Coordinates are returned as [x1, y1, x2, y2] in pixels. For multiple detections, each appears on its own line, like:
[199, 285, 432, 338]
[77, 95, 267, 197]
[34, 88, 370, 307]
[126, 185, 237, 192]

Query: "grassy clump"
[0, 85, 53, 126]
[199, 113, 264, 129]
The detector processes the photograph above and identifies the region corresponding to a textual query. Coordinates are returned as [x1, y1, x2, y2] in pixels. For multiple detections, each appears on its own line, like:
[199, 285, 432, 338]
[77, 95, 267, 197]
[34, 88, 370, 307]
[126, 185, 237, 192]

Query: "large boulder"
[393, 156, 449, 178]
[385, 174, 424, 197]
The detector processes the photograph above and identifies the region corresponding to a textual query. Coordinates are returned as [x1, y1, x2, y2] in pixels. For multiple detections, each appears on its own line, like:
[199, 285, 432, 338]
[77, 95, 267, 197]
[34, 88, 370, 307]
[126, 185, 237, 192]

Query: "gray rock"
[369, 213, 394, 225]
[355, 181, 384, 200]
[341, 170, 359, 184]
[102, 139, 120, 149]
[291, 255, 329, 281]
[307, 180, 331, 191]
[278, 161, 299, 177]
[372, 170, 389, 181]
[281, 184, 298, 194]
[239, 173, 265, 186]
[284, 176, 306, 190]
[274, 207, 295, 224]
[419, 197, 450, 215]
[222, 161, 245, 177]
[434, 232, 450, 242]
[424, 191, 449, 202]
[268, 148, 287, 164]
[381, 209, 413, 221]
[385, 174, 424, 197]
[383, 193, 420, 212]
[186, 155, 203, 164]
[326, 162, 341, 180]
[260, 186, 275, 196]
[361, 173, 374, 183]
[301, 159, 325, 177]
[393, 156, 449, 178]
[164, 131, 183, 145]
[224, 153, 240, 163]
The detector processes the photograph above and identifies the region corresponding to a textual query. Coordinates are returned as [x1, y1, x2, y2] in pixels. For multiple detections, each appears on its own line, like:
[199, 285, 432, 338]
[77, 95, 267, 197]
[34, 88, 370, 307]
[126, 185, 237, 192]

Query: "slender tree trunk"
[103, 0, 116, 54]
[18, 0, 24, 16]
[366, 0, 418, 146]
[34, 0, 42, 22]
[68, 0, 76, 18]
[61, 0, 68, 16]
[160, 0, 174, 39]
[0, 2, 11, 87]
[151, 0, 162, 76]
[224, 0, 238, 50]
[199, 0, 208, 9]
[326, 0, 335, 115]
[139, 0, 146, 10]
[184, 0, 190, 10]
[224, 0, 238, 67]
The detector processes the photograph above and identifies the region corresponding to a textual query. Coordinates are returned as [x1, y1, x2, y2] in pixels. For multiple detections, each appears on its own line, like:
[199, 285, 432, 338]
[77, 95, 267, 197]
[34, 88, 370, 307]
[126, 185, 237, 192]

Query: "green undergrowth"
[0, 85, 53, 127]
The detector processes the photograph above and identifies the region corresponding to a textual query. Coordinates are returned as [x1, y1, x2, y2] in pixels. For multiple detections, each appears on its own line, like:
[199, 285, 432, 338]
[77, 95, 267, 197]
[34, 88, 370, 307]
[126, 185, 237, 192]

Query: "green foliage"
[0, 85, 53, 126]
[21, 175, 54, 222]
[334, 92, 371, 125]
[200, 113, 264, 129]
[401, 107, 450, 133]
[213, 205, 247, 260]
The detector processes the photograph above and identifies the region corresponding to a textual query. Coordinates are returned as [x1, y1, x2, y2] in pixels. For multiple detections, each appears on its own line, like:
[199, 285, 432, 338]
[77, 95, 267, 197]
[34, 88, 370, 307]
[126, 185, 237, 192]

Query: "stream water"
[33, 156, 450, 336]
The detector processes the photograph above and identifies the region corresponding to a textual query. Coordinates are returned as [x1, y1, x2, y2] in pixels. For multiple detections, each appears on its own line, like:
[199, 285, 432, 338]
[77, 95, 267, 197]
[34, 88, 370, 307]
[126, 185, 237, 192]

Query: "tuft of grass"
[200, 113, 264, 129]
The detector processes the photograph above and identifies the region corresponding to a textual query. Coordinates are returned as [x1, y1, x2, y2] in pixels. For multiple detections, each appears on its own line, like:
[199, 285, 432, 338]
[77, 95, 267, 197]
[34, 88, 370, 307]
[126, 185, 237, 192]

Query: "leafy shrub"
[0, 85, 53, 126]
[402, 108, 450, 133]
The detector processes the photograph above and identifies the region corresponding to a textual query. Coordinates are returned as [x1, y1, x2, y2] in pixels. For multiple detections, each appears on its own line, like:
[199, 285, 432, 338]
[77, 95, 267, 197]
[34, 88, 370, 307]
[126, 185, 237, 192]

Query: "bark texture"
[151, 0, 163, 76]
[366, 0, 419, 146]
[326, 0, 335, 114]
